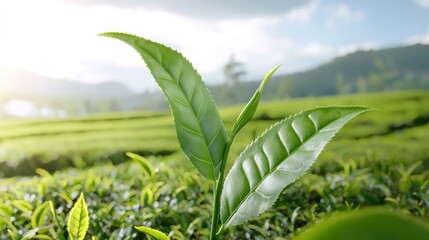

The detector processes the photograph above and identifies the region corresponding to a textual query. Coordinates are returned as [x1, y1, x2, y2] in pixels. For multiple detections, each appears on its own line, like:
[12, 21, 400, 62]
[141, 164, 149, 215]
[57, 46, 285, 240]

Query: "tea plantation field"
[1, 91, 429, 239]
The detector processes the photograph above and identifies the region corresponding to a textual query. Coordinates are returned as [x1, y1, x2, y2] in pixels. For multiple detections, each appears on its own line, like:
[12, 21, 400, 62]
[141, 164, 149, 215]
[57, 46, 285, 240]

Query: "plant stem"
[210, 140, 233, 240]
[210, 180, 220, 240]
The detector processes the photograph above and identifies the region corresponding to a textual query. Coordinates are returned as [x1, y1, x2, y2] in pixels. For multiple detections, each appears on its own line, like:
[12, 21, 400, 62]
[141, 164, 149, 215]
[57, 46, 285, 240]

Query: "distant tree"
[109, 99, 118, 112]
[82, 98, 93, 115]
[221, 55, 247, 105]
[356, 77, 368, 93]
[335, 73, 351, 95]
[223, 55, 246, 86]
[368, 73, 384, 92]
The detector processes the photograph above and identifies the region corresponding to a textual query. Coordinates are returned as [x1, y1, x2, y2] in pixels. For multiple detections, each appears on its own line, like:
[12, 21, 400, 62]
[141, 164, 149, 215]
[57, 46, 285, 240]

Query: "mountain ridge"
[262, 43, 429, 99]
[0, 43, 428, 117]
[0, 69, 132, 98]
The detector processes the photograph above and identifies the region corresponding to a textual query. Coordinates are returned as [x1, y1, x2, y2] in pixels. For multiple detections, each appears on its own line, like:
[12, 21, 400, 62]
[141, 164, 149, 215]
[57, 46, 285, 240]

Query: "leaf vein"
[223, 112, 354, 226]
[141, 47, 217, 177]
[260, 149, 271, 169]
[177, 60, 183, 85]
[255, 190, 271, 199]
[306, 114, 318, 131]
[172, 98, 191, 108]
[187, 152, 212, 165]
[207, 126, 220, 148]
[250, 157, 263, 182]
[290, 122, 303, 143]
[276, 131, 289, 155]
[240, 165, 251, 191]
[179, 123, 203, 137]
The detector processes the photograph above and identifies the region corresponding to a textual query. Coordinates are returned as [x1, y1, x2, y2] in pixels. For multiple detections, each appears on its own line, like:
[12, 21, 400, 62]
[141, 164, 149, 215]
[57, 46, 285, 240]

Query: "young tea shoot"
[67, 193, 89, 240]
[100, 32, 370, 239]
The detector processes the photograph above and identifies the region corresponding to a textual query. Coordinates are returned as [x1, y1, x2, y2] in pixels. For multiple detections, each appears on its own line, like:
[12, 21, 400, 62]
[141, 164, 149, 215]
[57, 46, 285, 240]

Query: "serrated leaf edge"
[101, 32, 227, 180]
[221, 106, 370, 227]
[67, 193, 89, 240]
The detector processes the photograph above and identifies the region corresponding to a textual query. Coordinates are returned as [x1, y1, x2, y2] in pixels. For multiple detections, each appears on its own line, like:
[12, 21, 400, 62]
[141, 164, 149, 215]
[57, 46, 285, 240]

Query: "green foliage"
[2, 34, 428, 239]
[7, 229, 20, 240]
[264, 44, 429, 99]
[100, 32, 227, 181]
[1, 155, 428, 239]
[127, 152, 155, 179]
[67, 193, 89, 240]
[49, 201, 65, 239]
[0, 97, 426, 238]
[293, 207, 429, 240]
[0, 91, 428, 178]
[99, 33, 369, 239]
[31, 201, 50, 229]
[135, 226, 170, 240]
[231, 65, 280, 138]
[221, 107, 369, 227]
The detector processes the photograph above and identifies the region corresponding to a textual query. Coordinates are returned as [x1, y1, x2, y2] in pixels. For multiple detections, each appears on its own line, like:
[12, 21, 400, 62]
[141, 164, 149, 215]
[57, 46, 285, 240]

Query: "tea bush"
[1, 152, 428, 239]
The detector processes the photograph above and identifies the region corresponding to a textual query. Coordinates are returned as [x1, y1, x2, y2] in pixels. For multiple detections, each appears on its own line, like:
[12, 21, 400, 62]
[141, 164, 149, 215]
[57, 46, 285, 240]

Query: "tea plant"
[4, 192, 89, 240]
[100, 32, 369, 239]
[3, 155, 429, 239]
[294, 207, 429, 240]
[67, 193, 89, 240]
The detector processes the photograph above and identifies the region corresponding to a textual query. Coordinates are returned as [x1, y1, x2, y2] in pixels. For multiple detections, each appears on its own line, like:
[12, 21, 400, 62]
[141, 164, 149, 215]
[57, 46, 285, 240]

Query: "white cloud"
[186, 18, 292, 72]
[285, 0, 319, 24]
[337, 42, 379, 56]
[1, 0, 384, 93]
[325, 4, 365, 27]
[0, 0, 297, 91]
[406, 31, 429, 44]
[64, 0, 309, 19]
[414, 0, 429, 8]
[296, 42, 332, 57]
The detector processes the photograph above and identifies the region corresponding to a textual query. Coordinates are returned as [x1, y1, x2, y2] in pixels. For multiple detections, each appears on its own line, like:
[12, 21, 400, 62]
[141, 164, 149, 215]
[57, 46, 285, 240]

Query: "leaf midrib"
[223, 111, 344, 226]
[77, 201, 85, 240]
[136, 39, 218, 177]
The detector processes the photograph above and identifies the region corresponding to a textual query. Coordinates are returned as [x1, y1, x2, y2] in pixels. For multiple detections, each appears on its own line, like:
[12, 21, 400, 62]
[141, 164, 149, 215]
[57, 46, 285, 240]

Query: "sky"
[0, 0, 429, 92]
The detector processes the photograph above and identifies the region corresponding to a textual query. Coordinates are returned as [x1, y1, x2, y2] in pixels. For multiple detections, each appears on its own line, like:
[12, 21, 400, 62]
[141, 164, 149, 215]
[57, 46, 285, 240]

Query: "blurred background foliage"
[1, 0, 429, 238]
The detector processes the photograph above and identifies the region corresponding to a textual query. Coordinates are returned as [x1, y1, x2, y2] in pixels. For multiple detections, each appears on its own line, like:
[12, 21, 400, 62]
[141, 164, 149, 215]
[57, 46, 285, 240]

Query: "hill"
[0, 90, 428, 177]
[1, 44, 428, 117]
[0, 70, 133, 117]
[0, 69, 131, 98]
[261, 43, 429, 99]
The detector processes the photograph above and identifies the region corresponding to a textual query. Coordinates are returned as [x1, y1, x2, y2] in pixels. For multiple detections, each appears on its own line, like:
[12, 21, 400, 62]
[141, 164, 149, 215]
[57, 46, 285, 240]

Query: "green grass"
[0, 91, 428, 177]
[1, 90, 428, 239]
[1, 151, 427, 239]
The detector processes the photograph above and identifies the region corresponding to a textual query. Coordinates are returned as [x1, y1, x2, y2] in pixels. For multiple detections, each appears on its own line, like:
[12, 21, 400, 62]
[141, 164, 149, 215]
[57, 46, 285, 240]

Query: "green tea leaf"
[31, 201, 50, 228]
[135, 226, 170, 240]
[12, 200, 33, 214]
[48, 201, 64, 238]
[127, 152, 155, 179]
[60, 193, 73, 205]
[1, 216, 17, 232]
[221, 106, 369, 227]
[7, 229, 20, 240]
[0, 216, 7, 228]
[0, 203, 14, 217]
[231, 65, 280, 138]
[293, 207, 429, 240]
[22, 229, 37, 240]
[141, 187, 154, 205]
[32, 234, 53, 239]
[67, 193, 89, 240]
[35, 168, 52, 178]
[100, 32, 227, 180]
